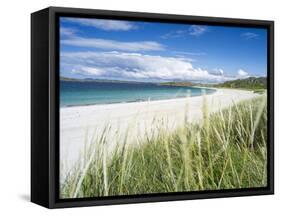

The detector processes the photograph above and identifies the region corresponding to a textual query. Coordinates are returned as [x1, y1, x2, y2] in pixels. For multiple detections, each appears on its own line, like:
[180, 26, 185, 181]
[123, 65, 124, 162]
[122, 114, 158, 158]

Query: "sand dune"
[60, 88, 260, 179]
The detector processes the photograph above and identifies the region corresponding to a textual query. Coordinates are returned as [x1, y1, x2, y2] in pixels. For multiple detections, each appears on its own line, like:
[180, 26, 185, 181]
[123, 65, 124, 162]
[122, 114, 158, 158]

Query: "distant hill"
[60, 76, 146, 84]
[213, 77, 267, 89]
[60, 76, 81, 81]
[159, 81, 196, 87]
[152, 77, 267, 90]
[60, 76, 267, 90]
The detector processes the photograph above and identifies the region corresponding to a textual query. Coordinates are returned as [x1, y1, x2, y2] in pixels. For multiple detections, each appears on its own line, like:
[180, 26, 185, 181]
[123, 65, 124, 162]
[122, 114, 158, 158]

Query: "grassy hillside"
[158, 77, 267, 91]
[213, 77, 267, 90]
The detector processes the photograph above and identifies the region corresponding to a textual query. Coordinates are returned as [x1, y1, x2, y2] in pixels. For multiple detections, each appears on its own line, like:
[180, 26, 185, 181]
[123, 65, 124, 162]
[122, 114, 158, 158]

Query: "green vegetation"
[61, 95, 267, 198]
[158, 77, 267, 91]
[159, 81, 196, 87]
[213, 77, 267, 90]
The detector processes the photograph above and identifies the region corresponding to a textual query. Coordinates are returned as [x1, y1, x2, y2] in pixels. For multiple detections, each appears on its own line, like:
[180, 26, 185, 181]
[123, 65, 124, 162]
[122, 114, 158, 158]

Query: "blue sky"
[60, 17, 267, 83]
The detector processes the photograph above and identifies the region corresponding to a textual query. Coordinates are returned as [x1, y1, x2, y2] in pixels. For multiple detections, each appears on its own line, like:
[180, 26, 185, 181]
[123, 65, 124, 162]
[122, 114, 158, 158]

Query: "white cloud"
[80, 67, 105, 76]
[241, 32, 258, 40]
[60, 27, 76, 36]
[172, 51, 206, 56]
[161, 26, 208, 39]
[61, 51, 232, 82]
[161, 30, 187, 39]
[189, 25, 208, 36]
[210, 68, 224, 76]
[60, 24, 164, 52]
[62, 18, 136, 31]
[61, 36, 164, 52]
[237, 69, 249, 78]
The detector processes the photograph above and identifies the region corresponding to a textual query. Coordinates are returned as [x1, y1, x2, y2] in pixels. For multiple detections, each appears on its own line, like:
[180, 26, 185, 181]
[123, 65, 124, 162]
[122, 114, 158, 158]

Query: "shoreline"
[61, 88, 218, 108]
[60, 88, 261, 180]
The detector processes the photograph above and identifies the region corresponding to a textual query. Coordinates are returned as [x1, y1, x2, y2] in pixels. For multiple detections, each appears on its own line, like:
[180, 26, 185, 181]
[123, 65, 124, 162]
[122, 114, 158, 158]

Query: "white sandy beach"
[60, 89, 260, 178]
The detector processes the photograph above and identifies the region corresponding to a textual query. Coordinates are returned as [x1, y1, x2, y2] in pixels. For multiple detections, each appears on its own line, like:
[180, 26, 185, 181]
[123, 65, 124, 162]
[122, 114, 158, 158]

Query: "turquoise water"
[60, 81, 216, 107]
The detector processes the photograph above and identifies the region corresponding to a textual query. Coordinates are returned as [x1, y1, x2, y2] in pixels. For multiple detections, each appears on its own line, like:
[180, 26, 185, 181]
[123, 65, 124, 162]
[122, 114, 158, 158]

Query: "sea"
[60, 81, 216, 107]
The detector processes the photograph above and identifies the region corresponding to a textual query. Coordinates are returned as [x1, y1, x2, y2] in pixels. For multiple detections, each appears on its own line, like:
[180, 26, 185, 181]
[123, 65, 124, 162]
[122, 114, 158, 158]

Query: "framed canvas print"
[31, 7, 274, 208]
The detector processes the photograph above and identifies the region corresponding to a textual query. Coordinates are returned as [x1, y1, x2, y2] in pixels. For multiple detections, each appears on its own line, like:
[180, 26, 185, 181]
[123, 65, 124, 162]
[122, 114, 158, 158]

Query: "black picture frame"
[31, 6, 274, 209]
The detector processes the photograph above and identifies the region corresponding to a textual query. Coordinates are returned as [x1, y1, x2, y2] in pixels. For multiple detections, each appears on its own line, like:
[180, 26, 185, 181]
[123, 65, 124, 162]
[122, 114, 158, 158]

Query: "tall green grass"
[60, 95, 267, 198]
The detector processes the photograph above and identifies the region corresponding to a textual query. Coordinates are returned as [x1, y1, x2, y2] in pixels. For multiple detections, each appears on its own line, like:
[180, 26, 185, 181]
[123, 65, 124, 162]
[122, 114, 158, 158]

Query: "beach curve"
[60, 88, 260, 179]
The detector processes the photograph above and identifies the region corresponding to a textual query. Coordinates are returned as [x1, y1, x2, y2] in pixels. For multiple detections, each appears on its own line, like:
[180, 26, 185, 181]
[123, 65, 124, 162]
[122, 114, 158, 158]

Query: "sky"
[60, 17, 267, 83]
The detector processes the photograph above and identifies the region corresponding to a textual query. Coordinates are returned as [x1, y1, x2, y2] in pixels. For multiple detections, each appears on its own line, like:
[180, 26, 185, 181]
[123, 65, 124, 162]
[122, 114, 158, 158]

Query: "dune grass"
[60, 95, 267, 199]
